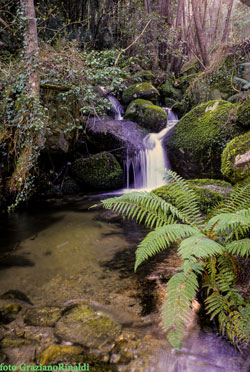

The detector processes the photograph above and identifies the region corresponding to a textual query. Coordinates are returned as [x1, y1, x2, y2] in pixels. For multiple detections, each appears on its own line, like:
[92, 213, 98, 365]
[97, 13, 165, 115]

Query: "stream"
[0, 195, 249, 372]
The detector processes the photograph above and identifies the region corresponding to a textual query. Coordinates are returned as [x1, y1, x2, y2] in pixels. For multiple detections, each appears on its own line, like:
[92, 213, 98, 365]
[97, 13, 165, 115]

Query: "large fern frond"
[226, 238, 250, 257]
[206, 209, 250, 238]
[101, 191, 197, 229]
[164, 170, 204, 227]
[213, 183, 250, 215]
[162, 268, 200, 348]
[134, 224, 199, 270]
[178, 234, 224, 261]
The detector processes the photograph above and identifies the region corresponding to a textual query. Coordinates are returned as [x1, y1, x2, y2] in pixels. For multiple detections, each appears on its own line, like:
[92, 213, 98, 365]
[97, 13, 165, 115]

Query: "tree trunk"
[20, 0, 40, 97]
[221, 0, 234, 43]
[191, 0, 209, 66]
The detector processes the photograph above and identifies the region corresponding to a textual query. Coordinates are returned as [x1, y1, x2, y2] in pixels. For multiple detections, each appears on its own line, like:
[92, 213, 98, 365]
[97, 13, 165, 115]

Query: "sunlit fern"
[100, 170, 250, 349]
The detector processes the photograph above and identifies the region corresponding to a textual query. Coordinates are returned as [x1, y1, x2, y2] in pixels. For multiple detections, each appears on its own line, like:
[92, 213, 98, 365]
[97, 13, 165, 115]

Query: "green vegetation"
[221, 130, 250, 183]
[122, 83, 160, 104]
[101, 170, 250, 349]
[236, 98, 250, 127]
[124, 99, 167, 132]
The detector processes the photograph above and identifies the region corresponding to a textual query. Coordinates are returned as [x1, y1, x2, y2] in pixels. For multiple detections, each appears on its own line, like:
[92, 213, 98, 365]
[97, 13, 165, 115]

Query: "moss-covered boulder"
[166, 100, 242, 178]
[154, 179, 232, 214]
[236, 98, 250, 127]
[122, 83, 160, 104]
[159, 80, 182, 104]
[129, 70, 155, 84]
[124, 99, 167, 132]
[221, 130, 250, 183]
[72, 152, 123, 191]
[55, 304, 122, 353]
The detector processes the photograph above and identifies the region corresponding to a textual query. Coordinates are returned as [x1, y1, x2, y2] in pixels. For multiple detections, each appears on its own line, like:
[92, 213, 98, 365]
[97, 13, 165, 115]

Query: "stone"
[124, 99, 167, 132]
[159, 80, 182, 102]
[221, 130, 250, 183]
[72, 153, 123, 191]
[236, 98, 250, 127]
[24, 306, 62, 327]
[55, 305, 122, 353]
[38, 344, 83, 365]
[122, 83, 160, 104]
[166, 100, 243, 178]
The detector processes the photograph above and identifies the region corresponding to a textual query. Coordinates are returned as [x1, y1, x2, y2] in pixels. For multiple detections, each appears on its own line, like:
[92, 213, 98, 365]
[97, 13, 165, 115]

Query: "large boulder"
[72, 152, 123, 191]
[166, 100, 242, 178]
[86, 119, 147, 159]
[235, 98, 250, 127]
[221, 130, 250, 183]
[159, 80, 182, 104]
[122, 83, 160, 104]
[124, 99, 167, 132]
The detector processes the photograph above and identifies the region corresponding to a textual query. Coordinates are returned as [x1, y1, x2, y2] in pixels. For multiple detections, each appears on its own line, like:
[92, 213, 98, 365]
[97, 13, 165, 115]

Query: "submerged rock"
[72, 152, 123, 191]
[221, 130, 250, 183]
[124, 99, 167, 132]
[55, 304, 122, 353]
[38, 344, 83, 365]
[166, 100, 242, 178]
[24, 306, 62, 327]
[122, 82, 160, 104]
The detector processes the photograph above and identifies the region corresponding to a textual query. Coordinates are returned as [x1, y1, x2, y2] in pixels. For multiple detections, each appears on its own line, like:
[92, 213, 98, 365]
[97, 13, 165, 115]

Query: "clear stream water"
[0, 196, 249, 371]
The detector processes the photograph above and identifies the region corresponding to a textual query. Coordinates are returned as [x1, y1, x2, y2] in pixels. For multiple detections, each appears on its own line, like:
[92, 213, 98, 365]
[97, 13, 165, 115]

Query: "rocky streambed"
[0, 195, 249, 372]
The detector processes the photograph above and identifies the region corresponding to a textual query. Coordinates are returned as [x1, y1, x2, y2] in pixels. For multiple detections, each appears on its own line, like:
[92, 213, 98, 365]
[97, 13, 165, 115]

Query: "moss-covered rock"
[55, 304, 122, 353]
[221, 130, 250, 183]
[159, 80, 182, 103]
[166, 100, 243, 178]
[154, 179, 232, 214]
[180, 57, 200, 75]
[124, 99, 167, 132]
[122, 83, 160, 104]
[235, 98, 250, 127]
[72, 152, 123, 191]
[38, 344, 83, 365]
[129, 70, 155, 84]
[24, 306, 62, 327]
[0, 336, 36, 348]
[0, 303, 22, 324]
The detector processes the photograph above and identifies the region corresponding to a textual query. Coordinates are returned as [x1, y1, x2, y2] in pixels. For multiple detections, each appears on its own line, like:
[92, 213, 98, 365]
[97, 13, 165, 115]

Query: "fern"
[100, 170, 250, 349]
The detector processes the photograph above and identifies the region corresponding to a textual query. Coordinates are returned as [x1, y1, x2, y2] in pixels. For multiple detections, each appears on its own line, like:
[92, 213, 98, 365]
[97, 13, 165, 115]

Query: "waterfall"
[107, 94, 124, 120]
[125, 109, 178, 190]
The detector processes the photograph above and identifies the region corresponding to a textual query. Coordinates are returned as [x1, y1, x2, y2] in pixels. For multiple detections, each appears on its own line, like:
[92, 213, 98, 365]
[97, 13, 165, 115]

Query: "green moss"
[154, 179, 231, 213]
[166, 100, 242, 177]
[124, 99, 167, 132]
[236, 98, 250, 127]
[38, 345, 83, 365]
[72, 152, 123, 191]
[221, 130, 250, 183]
[0, 337, 35, 348]
[129, 70, 155, 83]
[180, 57, 200, 75]
[122, 83, 160, 104]
[24, 306, 62, 327]
[159, 80, 182, 101]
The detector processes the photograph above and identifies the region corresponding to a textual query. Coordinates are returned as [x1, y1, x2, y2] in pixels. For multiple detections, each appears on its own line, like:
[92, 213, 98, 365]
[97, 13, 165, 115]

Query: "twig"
[114, 19, 152, 66]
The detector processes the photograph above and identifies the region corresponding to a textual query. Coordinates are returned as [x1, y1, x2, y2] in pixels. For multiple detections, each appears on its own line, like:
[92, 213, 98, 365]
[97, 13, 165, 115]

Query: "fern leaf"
[101, 191, 197, 229]
[178, 234, 224, 261]
[162, 269, 199, 348]
[164, 170, 204, 227]
[134, 224, 198, 270]
[213, 183, 250, 215]
[225, 238, 250, 257]
[206, 210, 250, 236]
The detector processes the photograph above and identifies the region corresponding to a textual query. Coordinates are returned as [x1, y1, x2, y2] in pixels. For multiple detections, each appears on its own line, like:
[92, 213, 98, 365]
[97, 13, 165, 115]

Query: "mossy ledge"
[122, 83, 160, 104]
[166, 100, 243, 178]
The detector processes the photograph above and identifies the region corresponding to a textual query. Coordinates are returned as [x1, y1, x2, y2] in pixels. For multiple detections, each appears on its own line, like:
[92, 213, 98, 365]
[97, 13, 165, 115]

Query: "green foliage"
[101, 170, 250, 349]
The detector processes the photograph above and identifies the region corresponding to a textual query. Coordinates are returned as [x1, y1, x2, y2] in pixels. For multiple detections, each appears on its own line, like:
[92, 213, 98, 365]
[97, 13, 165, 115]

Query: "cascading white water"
[107, 94, 124, 120]
[126, 109, 178, 190]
